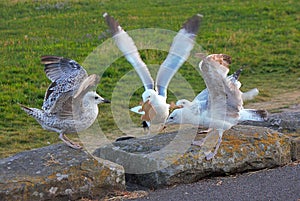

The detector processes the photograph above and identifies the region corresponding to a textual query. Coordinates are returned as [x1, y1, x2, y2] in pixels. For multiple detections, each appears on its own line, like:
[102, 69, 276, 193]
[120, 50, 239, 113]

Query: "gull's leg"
[197, 127, 212, 134]
[59, 132, 82, 149]
[142, 121, 149, 133]
[142, 121, 151, 135]
[145, 126, 152, 135]
[191, 138, 206, 146]
[205, 129, 224, 160]
[192, 128, 212, 146]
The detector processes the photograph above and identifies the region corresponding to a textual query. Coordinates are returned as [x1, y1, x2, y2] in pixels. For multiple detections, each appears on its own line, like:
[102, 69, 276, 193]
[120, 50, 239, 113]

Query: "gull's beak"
[164, 119, 171, 125]
[169, 102, 183, 112]
[173, 105, 183, 109]
[102, 99, 111, 103]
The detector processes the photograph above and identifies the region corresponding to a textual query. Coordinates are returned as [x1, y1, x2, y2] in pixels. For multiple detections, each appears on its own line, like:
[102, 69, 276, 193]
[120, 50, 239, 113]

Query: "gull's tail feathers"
[20, 104, 45, 123]
[239, 109, 268, 122]
[242, 88, 259, 101]
[130, 105, 145, 115]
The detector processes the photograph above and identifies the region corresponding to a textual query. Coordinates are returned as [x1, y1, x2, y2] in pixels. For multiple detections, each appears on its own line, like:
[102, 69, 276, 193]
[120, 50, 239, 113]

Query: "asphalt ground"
[132, 162, 300, 201]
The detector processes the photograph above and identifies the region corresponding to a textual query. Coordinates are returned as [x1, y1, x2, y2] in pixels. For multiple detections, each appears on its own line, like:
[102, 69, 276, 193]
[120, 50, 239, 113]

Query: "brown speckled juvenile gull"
[21, 56, 110, 149]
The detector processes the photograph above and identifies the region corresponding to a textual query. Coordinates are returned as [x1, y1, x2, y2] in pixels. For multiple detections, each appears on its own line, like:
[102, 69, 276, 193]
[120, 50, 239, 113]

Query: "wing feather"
[52, 74, 100, 119]
[41, 55, 87, 82]
[193, 88, 209, 102]
[41, 56, 88, 113]
[200, 54, 242, 129]
[104, 13, 154, 90]
[156, 14, 203, 97]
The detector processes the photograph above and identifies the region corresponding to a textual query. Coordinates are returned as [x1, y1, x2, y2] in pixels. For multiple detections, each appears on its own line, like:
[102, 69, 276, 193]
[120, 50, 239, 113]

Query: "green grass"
[0, 0, 299, 158]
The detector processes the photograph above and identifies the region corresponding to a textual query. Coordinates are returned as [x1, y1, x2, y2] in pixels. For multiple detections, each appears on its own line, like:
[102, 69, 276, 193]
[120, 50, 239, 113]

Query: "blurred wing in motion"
[200, 54, 242, 128]
[156, 14, 203, 97]
[104, 13, 154, 90]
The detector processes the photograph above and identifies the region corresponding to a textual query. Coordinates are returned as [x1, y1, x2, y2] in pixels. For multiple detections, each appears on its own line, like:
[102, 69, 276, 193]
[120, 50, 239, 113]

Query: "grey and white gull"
[103, 13, 202, 131]
[175, 69, 259, 107]
[21, 56, 110, 149]
[174, 68, 262, 122]
[166, 54, 267, 160]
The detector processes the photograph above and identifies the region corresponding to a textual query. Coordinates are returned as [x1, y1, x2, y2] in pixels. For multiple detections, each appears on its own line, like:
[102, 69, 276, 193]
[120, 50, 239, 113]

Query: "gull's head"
[84, 91, 110, 105]
[176, 99, 192, 108]
[142, 89, 158, 102]
[165, 109, 183, 125]
[199, 54, 232, 71]
[208, 54, 232, 67]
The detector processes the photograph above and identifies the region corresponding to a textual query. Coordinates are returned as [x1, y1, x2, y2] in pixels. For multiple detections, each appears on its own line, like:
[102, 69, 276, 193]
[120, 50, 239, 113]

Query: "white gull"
[166, 54, 267, 160]
[174, 68, 262, 122]
[21, 56, 110, 149]
[176, 69, 259, 105]
[103, 13, 202, 130]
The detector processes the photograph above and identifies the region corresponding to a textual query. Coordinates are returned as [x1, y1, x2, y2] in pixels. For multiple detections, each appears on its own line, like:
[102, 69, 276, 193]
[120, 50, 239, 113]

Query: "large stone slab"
[242, 111, 300, 160]
[241, 111, 300, 132]
[291, 137, 300, 161]
[94, 125, 291, 188]
[271, 111, 300, 131]
[0, 144, 125, 201]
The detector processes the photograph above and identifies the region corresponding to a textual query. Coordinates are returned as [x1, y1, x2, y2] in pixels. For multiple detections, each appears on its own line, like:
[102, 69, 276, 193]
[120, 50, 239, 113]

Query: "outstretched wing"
[193, 68, 243, 103]
[42, 55, 87, 82]
[200, 54, 242, 129]
[55, 74, 100, 119]
[193, 88, 209, 102]
[156, 14, 203, 97]
[73, 74, 100, 100]
[104, 13, 154, 90]
[41, 56, 88, 112]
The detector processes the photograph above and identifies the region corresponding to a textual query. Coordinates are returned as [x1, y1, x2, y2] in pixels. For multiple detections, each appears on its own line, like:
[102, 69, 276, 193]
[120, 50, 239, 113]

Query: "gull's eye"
[170, 116, 174, 120]
[95, 96, 99, 100]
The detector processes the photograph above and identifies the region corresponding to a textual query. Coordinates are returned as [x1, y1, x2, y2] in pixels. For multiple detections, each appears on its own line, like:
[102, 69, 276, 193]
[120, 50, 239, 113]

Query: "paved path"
[133, 163, 300, 201]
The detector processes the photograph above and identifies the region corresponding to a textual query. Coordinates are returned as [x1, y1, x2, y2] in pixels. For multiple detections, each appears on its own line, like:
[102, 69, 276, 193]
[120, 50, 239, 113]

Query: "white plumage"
[166, 54, 267, 159]
[174, 69, 263, 122]
[104, 13, 202, 130]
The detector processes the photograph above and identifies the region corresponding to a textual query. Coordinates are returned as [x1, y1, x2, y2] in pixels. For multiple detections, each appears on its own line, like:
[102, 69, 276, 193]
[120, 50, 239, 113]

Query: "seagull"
[20, 56, 110, 149]
[166, 54, 267, 160]
[104, 13, 202, 131]
[172, 68, 260, 134]
[174, 68, 261, 120]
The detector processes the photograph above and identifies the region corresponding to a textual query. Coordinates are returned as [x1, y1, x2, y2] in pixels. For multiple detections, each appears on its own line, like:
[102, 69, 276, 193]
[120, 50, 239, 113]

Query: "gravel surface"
[133, 163, 300, 201]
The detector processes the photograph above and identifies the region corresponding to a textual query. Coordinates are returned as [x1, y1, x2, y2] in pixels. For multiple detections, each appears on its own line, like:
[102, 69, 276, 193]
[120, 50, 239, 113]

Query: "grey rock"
[94, 125, 291, 188]
[241, 111, 300, 132]
[242, 111, 300, 161]
[291, 137, 300, 161]
[0, 143, 125, 201]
